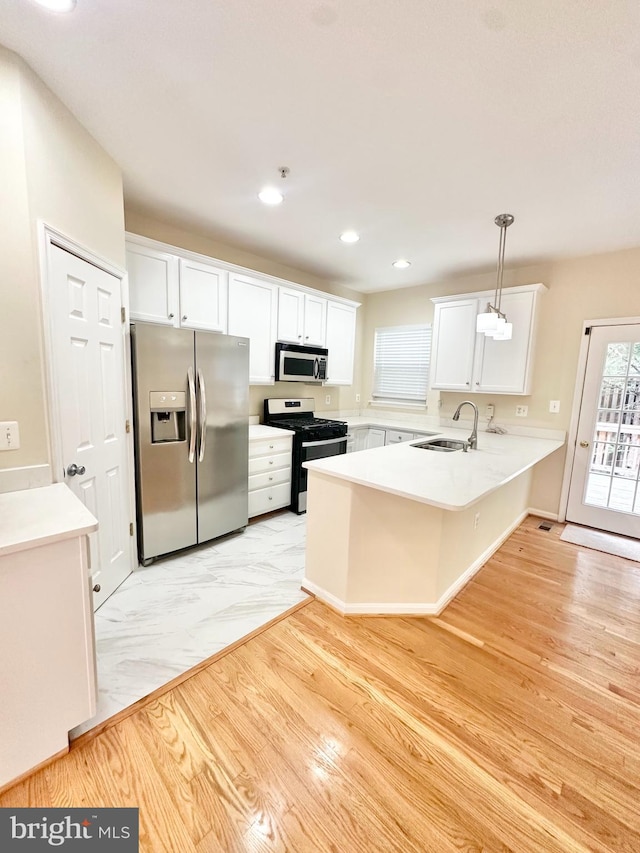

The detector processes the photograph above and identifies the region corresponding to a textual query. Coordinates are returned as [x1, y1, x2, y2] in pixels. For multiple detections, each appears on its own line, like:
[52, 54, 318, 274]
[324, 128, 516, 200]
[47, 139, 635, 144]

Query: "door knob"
[93, 583, 101, 593]
[579, 440, 589, 448]
[67, 463, 86, 477]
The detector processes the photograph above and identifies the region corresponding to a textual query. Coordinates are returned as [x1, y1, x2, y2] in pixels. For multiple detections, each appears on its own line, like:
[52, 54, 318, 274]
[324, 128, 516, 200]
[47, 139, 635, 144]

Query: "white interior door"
[49, 244, 133, 608]
[566, 323, 640, 537]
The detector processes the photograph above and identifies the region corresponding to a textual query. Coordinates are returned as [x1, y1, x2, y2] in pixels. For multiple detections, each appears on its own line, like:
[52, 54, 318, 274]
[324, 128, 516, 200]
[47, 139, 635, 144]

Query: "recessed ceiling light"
[32, 0, 77, 11]
[392, 259, 411, 269]
[258, 187, 284, 206]
[340, 231, 360, 244]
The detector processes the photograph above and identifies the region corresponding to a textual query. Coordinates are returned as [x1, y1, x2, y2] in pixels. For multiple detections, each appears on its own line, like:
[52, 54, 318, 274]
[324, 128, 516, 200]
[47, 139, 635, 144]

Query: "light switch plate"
[0, 421, 20, 450]
[549, 400, 560, 413]
[515, 405, 528, 417]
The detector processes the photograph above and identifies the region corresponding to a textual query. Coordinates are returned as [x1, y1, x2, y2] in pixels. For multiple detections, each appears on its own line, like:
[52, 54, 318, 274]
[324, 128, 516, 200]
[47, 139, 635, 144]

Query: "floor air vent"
[538, 521, 553, 531]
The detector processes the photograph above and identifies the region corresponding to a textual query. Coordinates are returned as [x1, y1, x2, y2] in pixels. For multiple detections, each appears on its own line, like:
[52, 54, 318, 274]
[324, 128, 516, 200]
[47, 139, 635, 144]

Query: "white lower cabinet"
[385, 429, 415, 445]
[364, 428, 386, 449]
[248, 433, 293, 517]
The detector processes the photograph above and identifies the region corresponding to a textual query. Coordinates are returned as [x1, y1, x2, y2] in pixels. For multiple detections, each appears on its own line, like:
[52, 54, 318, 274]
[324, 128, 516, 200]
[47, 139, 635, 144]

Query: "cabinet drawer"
[248, 482, 291, 517]
[249, 468, 291, 492]
[249, 436, 293, 458]
[385, 430, 415, 444]
[249, 451, 291, 475]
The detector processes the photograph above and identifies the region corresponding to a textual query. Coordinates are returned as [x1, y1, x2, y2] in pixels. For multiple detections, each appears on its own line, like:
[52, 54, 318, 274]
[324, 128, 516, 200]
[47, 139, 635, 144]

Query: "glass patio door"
[566, 324, 640, 537]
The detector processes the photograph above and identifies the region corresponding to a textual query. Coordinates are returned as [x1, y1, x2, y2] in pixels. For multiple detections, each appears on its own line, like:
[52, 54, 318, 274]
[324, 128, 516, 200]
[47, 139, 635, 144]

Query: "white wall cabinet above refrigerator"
[126, 241, 228, 333]
[178, 258, 228, 333]
[277, 288, 327, 347]
[430, 284, 546, 395]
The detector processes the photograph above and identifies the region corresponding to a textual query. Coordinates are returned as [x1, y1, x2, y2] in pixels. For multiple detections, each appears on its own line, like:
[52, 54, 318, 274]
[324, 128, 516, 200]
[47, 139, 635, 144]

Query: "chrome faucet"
[453, 401, 479, 450]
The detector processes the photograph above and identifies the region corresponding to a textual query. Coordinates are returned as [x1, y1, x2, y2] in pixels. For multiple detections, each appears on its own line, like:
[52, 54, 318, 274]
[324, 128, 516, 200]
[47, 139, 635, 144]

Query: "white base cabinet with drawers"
[248, 431, 293, 517]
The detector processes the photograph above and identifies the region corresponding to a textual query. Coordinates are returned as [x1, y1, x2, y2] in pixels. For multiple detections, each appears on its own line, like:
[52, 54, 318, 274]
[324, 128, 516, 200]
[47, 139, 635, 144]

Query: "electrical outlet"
[325, 395, 331, 405]
[549, 400, 560, 413]
[515, 405, 528, 417]
[355, 394, 360, 403]
[485, 404, 495, 419]
[0, 421, 20, 450]
[474, 512, 480, 530]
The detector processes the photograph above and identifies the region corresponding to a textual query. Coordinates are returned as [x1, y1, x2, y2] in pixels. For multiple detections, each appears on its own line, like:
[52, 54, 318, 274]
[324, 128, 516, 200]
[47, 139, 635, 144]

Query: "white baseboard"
[303, 509, 529, 616]
[0, 464, 52, 494]
[527, 507, 560, 521]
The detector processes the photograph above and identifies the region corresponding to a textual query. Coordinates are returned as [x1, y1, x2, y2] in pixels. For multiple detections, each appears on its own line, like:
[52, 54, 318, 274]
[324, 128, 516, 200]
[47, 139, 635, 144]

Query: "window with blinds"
[372, 325, 432, 405]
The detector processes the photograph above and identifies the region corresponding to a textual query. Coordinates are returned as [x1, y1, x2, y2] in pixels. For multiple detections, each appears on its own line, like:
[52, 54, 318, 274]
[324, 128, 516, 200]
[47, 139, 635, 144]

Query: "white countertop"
[304, 427, 565, 511]
[0, 483, 98, 557]
[249, 424, 295, 440]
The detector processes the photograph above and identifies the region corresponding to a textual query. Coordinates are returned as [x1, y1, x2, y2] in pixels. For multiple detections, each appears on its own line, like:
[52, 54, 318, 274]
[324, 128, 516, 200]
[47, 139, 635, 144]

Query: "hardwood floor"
[3, 515, 640, 851]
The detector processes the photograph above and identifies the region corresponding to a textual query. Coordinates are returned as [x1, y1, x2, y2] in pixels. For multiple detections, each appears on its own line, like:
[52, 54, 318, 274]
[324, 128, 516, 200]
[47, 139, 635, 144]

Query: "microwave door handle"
[197, 368, 207, 462]
[314, 357, 319, 379]
[187, 367, 197, 463]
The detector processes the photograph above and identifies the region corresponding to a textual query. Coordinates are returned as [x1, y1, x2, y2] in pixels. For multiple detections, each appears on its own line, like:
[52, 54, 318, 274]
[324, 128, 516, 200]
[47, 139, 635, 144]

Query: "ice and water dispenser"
[149, 391, 187, 443]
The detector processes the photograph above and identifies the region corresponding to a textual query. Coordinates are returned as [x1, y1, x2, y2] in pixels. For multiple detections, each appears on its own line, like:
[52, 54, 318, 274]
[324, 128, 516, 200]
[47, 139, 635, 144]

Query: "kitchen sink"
[412, 438, 468, 452]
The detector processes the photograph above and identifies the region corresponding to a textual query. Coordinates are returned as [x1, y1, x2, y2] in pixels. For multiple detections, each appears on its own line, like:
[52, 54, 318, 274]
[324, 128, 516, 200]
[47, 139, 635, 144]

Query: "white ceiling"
[2, 1, 640, 292]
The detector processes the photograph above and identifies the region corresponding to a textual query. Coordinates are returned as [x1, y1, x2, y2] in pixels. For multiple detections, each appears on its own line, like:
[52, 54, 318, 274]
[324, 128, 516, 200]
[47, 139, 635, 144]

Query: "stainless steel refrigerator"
[131, 322, 249, 564]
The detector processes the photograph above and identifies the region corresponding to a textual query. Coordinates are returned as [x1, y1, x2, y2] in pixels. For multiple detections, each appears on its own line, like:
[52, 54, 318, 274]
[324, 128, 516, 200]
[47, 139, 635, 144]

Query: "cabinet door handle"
[182, 315, 188, 321]
[168, 313, 174, 319]
[268, 495, 273, 501]
[475, 381, 480, 386]
[269, 460, 274, 465]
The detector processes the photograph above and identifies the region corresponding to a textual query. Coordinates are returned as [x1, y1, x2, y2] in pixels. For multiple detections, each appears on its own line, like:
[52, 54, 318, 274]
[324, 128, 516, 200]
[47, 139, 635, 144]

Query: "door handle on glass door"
[579, 440, 589, 448]
[198, 368, 207, 462]
[187, 367, 197, 463]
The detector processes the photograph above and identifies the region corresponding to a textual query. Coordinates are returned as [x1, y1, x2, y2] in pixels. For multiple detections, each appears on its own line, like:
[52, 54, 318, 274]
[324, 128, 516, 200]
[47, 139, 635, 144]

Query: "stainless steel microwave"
[275, 342, 328, 383]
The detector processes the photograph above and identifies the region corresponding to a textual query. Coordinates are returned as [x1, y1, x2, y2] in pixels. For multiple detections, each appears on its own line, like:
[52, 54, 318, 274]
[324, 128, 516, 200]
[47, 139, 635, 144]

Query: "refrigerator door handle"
[187, 366, 197, 463]
[197, 368, 207, 462]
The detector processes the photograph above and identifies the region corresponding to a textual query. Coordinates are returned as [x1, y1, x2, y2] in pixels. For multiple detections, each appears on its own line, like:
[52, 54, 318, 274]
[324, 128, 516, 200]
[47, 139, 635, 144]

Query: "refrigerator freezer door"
[195, 332, 249, 543]
[131, 323, 197, 560]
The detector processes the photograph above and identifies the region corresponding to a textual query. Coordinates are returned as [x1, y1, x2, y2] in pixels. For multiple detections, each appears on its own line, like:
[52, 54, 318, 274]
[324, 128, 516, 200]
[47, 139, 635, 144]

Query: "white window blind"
[372, 324, 432, 404]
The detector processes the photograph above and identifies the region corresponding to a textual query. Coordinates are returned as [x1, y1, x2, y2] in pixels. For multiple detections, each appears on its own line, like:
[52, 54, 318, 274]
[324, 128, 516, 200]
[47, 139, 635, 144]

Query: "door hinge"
[585, 326, 591, 335]
[121, 306, 126, 324]
[125, 419, 131, 434]
[130, 522, 134, 536]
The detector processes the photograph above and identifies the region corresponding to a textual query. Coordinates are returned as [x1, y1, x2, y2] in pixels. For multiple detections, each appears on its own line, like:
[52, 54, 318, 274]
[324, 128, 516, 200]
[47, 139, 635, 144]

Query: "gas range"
[263, 398, 348, 514]
[263, 399, 348, 441]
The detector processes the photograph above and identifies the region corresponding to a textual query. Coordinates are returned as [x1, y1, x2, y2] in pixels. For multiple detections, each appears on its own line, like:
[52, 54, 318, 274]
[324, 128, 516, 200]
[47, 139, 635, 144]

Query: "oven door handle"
[301, 436, 348, 448]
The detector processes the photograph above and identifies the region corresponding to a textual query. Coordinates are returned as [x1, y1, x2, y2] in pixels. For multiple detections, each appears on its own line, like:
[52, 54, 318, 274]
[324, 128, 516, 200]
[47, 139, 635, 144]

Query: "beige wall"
[362, 246, 640, 515]
[0, 48, 43, 470]
[0, 46, 125, 471]
[125, 209, 366, 416]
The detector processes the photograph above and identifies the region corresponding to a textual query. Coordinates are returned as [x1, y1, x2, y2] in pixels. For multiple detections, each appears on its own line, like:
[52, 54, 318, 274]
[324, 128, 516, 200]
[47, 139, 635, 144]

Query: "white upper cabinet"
[228, 273, 278, 385]
[277, 287, 304, 343]
[324, 301, 357, 386]
[431, 284, 545, 395]
[277, 288, 327, 346]
[302, 294, 327, 346]
[127, 239, 227, 333]
[126, 243, 179, 326]
[126, 233, 359, 387]
[429, 299, 478, 391]
[178, 258, 228, 333]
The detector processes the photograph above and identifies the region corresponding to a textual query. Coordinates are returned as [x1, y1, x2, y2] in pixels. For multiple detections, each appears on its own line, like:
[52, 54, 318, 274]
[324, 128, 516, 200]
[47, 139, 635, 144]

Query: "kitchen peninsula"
[303, 427, 564, 615]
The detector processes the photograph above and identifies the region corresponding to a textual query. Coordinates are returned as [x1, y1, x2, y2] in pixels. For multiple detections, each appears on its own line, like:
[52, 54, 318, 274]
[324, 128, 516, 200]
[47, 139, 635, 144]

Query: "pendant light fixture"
[476, 213, 514, 341]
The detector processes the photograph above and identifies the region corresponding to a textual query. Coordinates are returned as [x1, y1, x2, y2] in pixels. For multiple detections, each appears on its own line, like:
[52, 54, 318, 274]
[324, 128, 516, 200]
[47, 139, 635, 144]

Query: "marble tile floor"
[71, 510, 309, 738]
